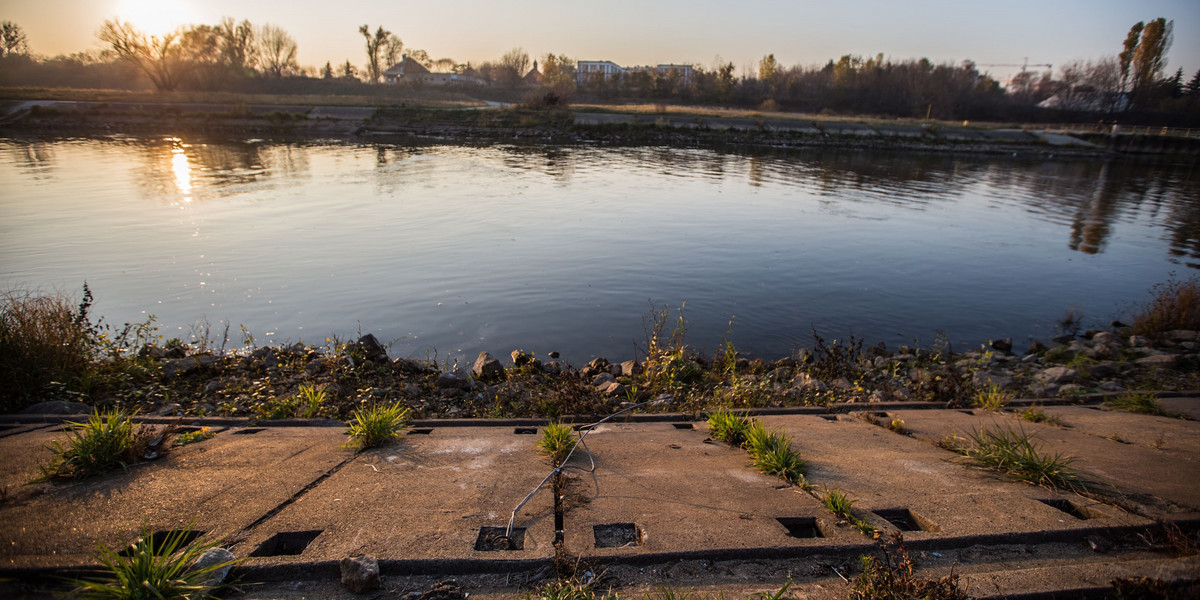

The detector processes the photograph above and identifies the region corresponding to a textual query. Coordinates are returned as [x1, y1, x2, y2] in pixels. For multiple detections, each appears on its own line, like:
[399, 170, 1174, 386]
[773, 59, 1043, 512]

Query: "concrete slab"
[818, 122, 878, 137]
[762, 120, 822, 135]
[229, 426, 558, 563]
[933, 127, 988, 141]
[1032, 131, 1098, 147]
[573, 113, 635, 126]
[891, 409, 1200, 519]
[557, 422, 833, 558]
[308, 107, 376, 121]
[759, 414, 1148, 540]
[871, 124, 930, 139]
[979, 129, 1039, 143]
[0, 426, 350, 567]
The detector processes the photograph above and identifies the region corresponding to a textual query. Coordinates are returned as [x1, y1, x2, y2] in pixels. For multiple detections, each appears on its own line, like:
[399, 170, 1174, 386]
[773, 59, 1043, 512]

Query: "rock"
[620, 360, 641, 377]
[354, 334, 389, 363]
[1026, 340, 1048, 355]
[1021, 353, 1042, 364]
[1129, 335, 1152, 348]
[548, 351, 560, 359]
[1052, 334, 1075, 345]
[1036, 367, 1078, 385]
[1136, 354, 1182, 369]
[472, 352, 506, 382]
[1089, 362, 1117, 379]
[19, 400, 90, 415]
[436, 372, 465, 389]
[1028, 383, 1060, 398]
[416, 579, 466, 600]
[765, 368, 791, 383]
[1092, 331, 1123, 347]
[1165, 330, 1199, 342]
[795, 348, 813, 364]
[154, 403, 182, 416]
[1058, 384, 1086, 396]
[592, 372, 616, 386]
[340, 555, 381, 594]
[162, 355, 219, 377]
[541, 360, 564, 375]
[1098, 381, 1125, 392]
[392, 357, 429, 374]
[972, 372, 1014, 389]
[897, 345, 913, 355]
[790, 373, 826, 392]
[510, 349, 533, 366]
[191, 548, 236, 588]
[305, 358, 326, 374]
[598, 381, 629, 397]
[989, 338, 1013, 354]
[580, 357, 610, 379]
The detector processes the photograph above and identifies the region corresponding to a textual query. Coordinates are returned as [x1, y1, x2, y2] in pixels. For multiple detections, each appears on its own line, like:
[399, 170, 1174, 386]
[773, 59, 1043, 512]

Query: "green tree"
[541, 53, 576, 98]
[321, 60, 333, 79]
[359, 24, 392, 83]
[1, 21, 29, 57]
[1185, 69, 1200, 97]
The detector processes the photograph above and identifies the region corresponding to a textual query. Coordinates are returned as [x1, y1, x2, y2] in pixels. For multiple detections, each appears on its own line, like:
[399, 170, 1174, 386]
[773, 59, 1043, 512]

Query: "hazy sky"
[5, 0, 1198, 82]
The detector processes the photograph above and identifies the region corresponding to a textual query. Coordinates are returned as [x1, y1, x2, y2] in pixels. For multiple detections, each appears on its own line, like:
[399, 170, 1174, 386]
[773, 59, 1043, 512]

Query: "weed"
[172, 427, 215, 446]
[296, 384, 327, 418]
[744, 426, 806, 485]
[72, 524, 238, 600]
[1020, 405, 1063, 426]
[43, 409, 156, 479]
[706, 407, 750, 445]
[1105, 392, 1173, 417]
[523, 578, 598, 600]
[848, 533, 966, 600]
[1128, 276, 1200, 337]
[887, 418, 906, 433]
[539, 421, 576, 466]
[822, 488, 856, 520]
[853, 519, 878, 536]
[808, 329, 864, 384]
[973, 384, 1008, 412]
[753, 581, 794, 600]
[1056, 306, 1084, 338]
[0, 286, 94, 410]
[965, 425, 1080, 490]
[346, 402, 410, 451]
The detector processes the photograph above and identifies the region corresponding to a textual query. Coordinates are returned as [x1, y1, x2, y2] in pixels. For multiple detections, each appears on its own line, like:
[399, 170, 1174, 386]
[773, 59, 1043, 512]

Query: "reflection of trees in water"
[3, 141, 57, 180]
[129, 138, 302, 201]
[500, 145, 577, 185]
[1163, 168, 1200, 268]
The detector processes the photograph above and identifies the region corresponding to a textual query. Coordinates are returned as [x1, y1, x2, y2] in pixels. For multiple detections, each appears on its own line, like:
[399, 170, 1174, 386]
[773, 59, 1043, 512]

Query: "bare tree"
[98, 19, 187, 91]
[217, 17, 256, 74]
[495, 47, 530, 86]
[383, 35, 403, 70]
[256, 23, 298, 78]
[1, 21, 29, 57]
[359, 25, 392, 83]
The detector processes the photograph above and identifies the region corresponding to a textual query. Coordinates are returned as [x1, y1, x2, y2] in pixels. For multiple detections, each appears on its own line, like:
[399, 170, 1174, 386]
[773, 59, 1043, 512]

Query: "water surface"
[2, 136, 1196, 365]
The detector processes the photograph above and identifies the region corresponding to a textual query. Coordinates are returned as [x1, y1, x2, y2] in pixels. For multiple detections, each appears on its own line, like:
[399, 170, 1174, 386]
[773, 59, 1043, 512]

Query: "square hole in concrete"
[233, 428, 266, 435]
[514, 427, 537, 434]
[1039, 498, 1107, 520]
[671, 423, 694, 430]
[594, 523, 641, 548]
[249, 530, 323, 556]
[873, 508, 936, 532]
[474, 526, 525, 551]
[776, 517, 826, 539]
[409, 428, 433, 435]
[119, 530, 204, 556]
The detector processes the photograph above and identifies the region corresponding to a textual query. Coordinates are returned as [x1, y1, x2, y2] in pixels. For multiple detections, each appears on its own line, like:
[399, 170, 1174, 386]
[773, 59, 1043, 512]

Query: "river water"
[1, 135, 1197, 365]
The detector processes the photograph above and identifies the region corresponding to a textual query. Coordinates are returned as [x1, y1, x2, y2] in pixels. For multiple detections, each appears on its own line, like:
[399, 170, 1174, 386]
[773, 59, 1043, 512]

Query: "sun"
[115, 0, 196, 36]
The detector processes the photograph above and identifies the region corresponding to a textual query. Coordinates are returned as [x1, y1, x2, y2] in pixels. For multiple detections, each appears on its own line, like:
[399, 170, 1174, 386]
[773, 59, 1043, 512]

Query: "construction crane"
[978, 57, 1053, 75]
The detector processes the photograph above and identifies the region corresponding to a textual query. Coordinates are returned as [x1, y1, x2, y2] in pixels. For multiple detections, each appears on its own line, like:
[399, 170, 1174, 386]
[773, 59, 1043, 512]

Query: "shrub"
[1128, 276, 1200, 337]
[346, 402, 410, 451]
[43, 409, 154, 479]
[848, 533, 966, 600]
[1105, 392, 1171, 416]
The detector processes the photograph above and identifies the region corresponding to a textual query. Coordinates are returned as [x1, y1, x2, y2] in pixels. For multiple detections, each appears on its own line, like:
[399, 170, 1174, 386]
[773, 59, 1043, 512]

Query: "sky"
[4, 0, 1198, 83]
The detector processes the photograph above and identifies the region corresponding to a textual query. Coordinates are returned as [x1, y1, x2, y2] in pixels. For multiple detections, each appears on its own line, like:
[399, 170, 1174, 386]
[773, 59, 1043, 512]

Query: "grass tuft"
[706, 407, 750, 445]
[821, 488, 855, 520]
[1105, 392, 1173, 417]
[43, 408, 155, 479]
[0, 287, 94, 411]
[973, 383, 1008, 412]
[539, 421, 576, 466]
[965, 425, 1080, 490]
[346, 402, 410, 451]
[72, 524, 238, 600]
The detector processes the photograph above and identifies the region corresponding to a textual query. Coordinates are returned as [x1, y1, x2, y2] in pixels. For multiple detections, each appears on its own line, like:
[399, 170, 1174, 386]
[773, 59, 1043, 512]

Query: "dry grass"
[0, 288, 92, 410]
[1128, 277, 1200, 337]
[0, 86, 485, 108]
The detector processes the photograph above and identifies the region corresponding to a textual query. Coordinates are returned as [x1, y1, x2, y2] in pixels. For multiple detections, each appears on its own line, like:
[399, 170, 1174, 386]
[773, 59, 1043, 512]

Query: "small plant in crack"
[1020, 405, 1063, 426]
[539, 421, 576, 466]
[973, 383, 1007, 412]
[346, 402, 410, 451]
[71, 523, 239, 600]
[1105, 392, 1178, 417]
[848, 532, 966, 600]
[42, 408, 160, 479]
[965, 425, 1081, 491]
[887, 418, 906, 433]
[706, 406, 750, 445]
[821, 488, 855, 520]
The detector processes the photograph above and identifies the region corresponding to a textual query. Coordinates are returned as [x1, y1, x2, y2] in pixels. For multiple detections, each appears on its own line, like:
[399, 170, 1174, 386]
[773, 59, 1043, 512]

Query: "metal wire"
[504, 394, 672, 538]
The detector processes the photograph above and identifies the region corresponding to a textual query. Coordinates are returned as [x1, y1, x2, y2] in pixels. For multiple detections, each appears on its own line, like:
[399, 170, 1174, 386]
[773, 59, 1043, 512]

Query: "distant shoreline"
[4, 97, 1197, 159]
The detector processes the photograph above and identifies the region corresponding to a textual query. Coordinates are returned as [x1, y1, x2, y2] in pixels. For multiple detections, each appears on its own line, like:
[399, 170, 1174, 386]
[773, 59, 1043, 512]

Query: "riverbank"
[3, 95, 1198, 158]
